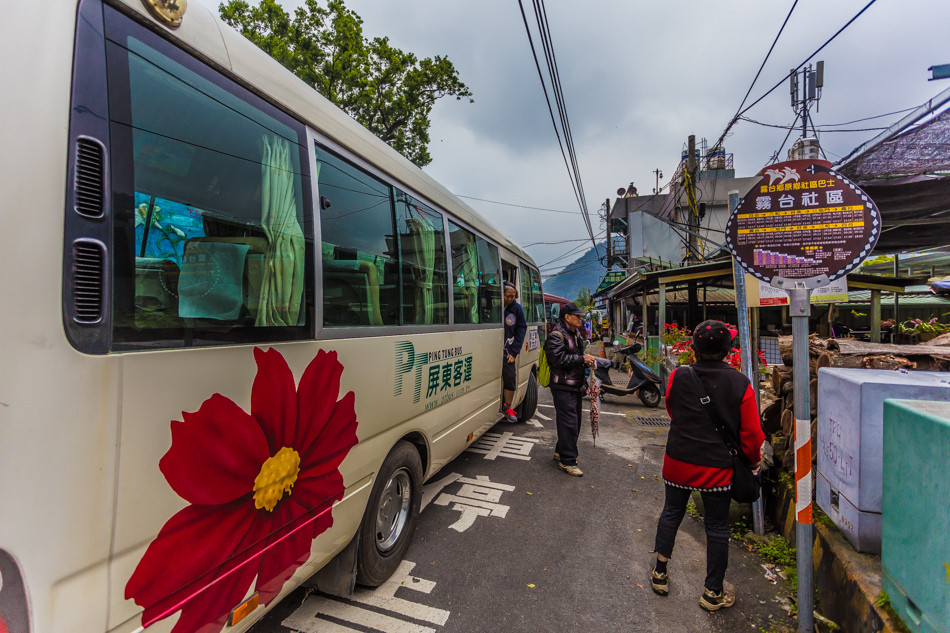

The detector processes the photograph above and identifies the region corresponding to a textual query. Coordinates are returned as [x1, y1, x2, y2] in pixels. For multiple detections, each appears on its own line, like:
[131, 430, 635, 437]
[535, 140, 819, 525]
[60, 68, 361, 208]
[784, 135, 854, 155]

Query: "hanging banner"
[725, 159, 880, 287]
[745, 273, 848, 307]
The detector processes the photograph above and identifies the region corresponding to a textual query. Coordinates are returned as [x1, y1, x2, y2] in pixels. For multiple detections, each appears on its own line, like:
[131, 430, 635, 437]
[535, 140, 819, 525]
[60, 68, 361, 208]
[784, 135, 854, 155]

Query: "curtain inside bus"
[108, 20, 313, 349]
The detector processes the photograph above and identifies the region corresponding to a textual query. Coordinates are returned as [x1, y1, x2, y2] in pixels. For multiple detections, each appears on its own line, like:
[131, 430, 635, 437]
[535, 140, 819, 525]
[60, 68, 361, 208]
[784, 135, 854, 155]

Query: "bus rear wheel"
[515, 371, 539, 422]
[356, 441, 423, 586]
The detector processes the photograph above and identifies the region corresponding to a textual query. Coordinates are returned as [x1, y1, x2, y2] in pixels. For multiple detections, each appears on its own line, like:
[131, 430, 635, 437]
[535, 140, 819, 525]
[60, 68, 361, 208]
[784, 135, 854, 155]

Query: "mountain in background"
[541, 242, 607, 302]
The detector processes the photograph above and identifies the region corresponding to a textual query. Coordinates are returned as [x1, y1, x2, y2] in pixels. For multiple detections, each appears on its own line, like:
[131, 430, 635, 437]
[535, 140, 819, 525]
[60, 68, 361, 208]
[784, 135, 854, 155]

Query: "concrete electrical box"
[882, 399, 950, 633]
[815, 368, 950, 553]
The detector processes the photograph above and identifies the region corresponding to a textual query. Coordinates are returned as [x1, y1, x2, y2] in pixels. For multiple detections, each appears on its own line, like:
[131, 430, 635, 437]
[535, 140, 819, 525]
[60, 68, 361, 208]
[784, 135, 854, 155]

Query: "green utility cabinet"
[882, 399, 950, 633]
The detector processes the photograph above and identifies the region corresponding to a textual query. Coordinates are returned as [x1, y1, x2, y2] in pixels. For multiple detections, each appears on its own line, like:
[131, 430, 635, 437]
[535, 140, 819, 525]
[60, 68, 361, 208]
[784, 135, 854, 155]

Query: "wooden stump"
[781, 408, 794, 436]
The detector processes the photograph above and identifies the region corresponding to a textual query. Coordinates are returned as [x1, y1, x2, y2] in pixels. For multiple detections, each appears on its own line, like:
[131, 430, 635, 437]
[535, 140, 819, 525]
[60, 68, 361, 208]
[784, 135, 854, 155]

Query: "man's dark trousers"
[552, 388, 583, 466]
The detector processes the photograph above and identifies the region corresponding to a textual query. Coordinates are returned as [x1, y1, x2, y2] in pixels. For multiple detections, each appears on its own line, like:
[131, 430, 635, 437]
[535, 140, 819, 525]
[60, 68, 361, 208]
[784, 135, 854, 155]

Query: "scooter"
[594, 341, 664, 408]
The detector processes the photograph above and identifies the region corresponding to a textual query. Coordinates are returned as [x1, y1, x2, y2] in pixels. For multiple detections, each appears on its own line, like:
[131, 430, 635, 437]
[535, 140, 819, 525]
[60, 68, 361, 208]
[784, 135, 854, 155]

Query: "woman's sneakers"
[650, 566, 669, 596]
[699, 583, 735, 611]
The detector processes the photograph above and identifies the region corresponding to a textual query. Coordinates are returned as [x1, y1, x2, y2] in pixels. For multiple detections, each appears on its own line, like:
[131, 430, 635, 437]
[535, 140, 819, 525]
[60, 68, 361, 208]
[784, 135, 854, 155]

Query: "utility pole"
[653, 168, 663, 194]
[686, 135, 698, 262]
[605, 198, 612, 269]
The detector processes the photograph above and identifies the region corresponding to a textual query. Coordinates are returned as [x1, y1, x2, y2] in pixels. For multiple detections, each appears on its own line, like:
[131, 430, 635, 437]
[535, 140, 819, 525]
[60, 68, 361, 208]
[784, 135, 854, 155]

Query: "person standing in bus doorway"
[649, 320, 764, 611]
[502, 282, 528, 422]
[544, 302, 597, 476]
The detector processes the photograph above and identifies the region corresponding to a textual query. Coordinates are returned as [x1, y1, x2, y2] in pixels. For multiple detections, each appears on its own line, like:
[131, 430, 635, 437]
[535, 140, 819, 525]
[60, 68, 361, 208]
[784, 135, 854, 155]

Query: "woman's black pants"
[653, 484, 732, 593]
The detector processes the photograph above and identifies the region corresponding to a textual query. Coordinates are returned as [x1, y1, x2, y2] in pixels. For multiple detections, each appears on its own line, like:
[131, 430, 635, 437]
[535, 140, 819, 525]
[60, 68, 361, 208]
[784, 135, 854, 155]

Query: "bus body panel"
[0, 1, 541, 632]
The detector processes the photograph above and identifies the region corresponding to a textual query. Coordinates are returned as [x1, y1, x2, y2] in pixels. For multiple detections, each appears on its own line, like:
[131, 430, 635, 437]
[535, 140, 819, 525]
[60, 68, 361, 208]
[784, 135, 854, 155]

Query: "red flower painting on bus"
[126, 347, 358, 633]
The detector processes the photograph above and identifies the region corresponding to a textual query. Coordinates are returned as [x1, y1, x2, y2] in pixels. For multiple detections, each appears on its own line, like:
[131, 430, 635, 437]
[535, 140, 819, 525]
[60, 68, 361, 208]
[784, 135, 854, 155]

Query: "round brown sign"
[725, 159, 880, 285]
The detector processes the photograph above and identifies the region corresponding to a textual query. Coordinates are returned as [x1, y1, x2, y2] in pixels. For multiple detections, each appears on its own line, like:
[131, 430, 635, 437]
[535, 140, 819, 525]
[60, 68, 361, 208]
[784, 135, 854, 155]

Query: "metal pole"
[731, 191, 765, 536]
[893, 255, 900, 343]
[658, 283, 667, 387]
[789, 287, 814, 633]
[870, 289, 881, 343]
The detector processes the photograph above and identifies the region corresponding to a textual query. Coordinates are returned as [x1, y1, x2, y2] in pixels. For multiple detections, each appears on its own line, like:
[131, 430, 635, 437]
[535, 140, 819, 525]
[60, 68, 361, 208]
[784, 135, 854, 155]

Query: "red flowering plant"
[662, 323, 695, 366]
[126, 347, 359, 633]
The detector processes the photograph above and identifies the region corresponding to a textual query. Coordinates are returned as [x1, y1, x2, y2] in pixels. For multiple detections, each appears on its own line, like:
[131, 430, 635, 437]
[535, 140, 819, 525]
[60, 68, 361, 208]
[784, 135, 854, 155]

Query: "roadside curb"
[768, 474, 906, 633]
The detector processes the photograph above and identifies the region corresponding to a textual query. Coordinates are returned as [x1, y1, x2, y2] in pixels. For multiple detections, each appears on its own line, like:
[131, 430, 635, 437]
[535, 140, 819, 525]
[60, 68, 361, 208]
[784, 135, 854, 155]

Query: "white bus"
[0, 1, 546, 632]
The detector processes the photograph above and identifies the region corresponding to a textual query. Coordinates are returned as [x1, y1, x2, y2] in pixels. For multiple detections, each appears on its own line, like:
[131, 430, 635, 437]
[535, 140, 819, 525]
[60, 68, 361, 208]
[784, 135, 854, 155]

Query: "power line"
[516, 0, 595, 249]
[739, 0, 879, 119]
[739, 115, 887, 133]
[455, 195, 580, 214]
[711, 0, 799, 153]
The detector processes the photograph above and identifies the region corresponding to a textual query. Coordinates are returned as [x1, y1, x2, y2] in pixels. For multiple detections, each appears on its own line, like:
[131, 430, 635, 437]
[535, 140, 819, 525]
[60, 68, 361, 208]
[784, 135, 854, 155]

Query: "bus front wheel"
[356, 441, 423, 586]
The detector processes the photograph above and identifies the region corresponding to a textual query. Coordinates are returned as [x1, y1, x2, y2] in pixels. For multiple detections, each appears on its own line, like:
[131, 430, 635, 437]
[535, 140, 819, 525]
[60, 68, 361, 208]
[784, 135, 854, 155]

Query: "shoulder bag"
[685, 366, 761, 503]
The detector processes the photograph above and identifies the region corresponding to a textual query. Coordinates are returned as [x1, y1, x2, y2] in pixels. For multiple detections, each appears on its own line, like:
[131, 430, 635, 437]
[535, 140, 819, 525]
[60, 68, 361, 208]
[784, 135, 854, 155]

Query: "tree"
[575, 286, 594, 311]
[219, 0, 472, 167]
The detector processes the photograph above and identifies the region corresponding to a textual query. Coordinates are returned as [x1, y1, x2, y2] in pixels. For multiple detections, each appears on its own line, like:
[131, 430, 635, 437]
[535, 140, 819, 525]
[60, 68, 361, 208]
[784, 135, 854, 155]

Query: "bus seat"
[323, 257, 384, 326]
[178, 237, 265, 321]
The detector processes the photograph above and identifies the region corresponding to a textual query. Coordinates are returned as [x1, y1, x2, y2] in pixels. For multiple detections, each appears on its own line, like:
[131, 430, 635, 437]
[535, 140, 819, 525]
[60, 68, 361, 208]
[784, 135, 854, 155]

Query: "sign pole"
[723, 158, 880, 633]
[730, 190, 765, 536]
[788, 287, 814, 633]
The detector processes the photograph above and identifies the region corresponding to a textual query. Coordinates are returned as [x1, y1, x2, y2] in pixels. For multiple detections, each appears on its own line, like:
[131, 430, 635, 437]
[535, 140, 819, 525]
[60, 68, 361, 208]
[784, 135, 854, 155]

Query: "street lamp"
[653, 169, 664, 194]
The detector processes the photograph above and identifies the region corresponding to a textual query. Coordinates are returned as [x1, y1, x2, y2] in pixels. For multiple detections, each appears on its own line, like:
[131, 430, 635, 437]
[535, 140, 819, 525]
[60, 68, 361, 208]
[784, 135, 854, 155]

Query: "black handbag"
[685, 367, 761, 503]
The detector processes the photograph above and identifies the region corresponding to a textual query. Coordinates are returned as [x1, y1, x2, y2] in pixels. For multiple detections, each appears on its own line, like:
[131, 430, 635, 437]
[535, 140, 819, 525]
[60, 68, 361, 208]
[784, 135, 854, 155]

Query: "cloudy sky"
[191, 0, 950, 278]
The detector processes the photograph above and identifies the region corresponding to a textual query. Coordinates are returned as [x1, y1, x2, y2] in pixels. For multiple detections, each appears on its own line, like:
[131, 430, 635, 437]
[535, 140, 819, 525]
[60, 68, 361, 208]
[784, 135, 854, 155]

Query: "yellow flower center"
[253, 447, 300, 512]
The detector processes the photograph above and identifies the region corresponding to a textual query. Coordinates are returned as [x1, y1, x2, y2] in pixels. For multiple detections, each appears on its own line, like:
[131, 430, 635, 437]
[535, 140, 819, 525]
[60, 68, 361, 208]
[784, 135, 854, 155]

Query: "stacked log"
[765, 335, 948, 473]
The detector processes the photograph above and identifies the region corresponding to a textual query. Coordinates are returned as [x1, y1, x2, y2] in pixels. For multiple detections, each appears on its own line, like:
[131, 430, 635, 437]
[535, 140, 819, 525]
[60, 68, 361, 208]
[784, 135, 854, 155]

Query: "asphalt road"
[250, 367, 794, 633]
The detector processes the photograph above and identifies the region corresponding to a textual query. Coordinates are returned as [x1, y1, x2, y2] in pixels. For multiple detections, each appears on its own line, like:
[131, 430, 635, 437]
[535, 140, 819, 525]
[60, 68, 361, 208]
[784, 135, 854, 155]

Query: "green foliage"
[685, 500, 701, 520]
[219, 0, 472, 167]
[636, 345, 662, 368]
[876, 590, 890, 608]
[755, 535, 797, 588]
[574, 286, 594, 311]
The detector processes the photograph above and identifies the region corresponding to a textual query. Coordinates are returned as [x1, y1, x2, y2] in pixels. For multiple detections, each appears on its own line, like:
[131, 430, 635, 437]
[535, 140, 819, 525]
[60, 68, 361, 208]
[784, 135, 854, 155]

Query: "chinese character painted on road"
[466, 431, 540, 460]
[432, 475, 515, 533]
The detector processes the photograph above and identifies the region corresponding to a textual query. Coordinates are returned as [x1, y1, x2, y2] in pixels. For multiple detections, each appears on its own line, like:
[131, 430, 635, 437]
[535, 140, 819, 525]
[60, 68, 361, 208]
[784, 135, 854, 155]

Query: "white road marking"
[432, 475, 515, 532]
[526, 418, 543, 428]
[282, 561, 450, 632]
[466, 432, 540, 460]
[534, 411, 552, 420]
[536, 403, 626, 416]
[420, 472, 463, 511]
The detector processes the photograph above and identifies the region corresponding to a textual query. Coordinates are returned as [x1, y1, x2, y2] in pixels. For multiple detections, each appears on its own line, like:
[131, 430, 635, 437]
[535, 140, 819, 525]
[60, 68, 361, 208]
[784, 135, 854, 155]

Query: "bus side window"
[110, 27, 313, 349]
[476, 238, 501, 323]
[519, 263, 534, 322]
[395, 191, 448, 326]
[529, 266, 544, 323]
[316, 148, 398, 327]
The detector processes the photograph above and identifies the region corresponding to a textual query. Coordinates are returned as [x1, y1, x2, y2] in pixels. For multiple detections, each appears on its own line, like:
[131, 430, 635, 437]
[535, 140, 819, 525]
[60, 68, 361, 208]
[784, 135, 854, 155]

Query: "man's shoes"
[558, 462, 583, 477]
[504, 407, 518, 423]
[553, 452, 560, 462]
[699, 582, 735, 612]
[650, 566, 669, 596]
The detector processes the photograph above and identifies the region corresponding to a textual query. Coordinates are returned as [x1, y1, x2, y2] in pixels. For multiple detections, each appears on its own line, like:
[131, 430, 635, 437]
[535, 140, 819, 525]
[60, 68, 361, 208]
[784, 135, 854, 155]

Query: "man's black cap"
[560, 302, 586, 316]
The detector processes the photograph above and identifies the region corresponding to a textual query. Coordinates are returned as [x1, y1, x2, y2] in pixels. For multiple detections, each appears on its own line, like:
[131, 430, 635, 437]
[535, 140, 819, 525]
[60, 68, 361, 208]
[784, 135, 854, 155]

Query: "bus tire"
[515, 371, 539, 422]
[356, 441, 423, 587]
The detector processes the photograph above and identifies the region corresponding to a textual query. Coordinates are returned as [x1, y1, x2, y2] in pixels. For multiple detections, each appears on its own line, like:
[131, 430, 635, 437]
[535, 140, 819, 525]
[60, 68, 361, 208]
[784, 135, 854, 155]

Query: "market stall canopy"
[836, 99, 950, 252]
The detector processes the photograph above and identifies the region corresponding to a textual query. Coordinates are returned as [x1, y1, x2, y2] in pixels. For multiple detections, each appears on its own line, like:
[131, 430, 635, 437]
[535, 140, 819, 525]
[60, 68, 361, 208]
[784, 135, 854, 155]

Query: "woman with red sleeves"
[649, 320, 765, 612]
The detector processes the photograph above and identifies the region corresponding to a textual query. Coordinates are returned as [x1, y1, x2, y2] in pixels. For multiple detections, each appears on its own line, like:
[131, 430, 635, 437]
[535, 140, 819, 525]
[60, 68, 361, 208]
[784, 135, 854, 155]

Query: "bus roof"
[112, 0, 536, 266]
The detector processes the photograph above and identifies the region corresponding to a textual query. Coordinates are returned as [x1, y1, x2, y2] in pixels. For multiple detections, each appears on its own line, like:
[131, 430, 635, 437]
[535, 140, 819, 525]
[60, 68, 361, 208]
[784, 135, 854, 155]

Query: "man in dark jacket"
[543, 302, 596, 476]
[502, 283, 528, 422]
[650, 320, 765, 612]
